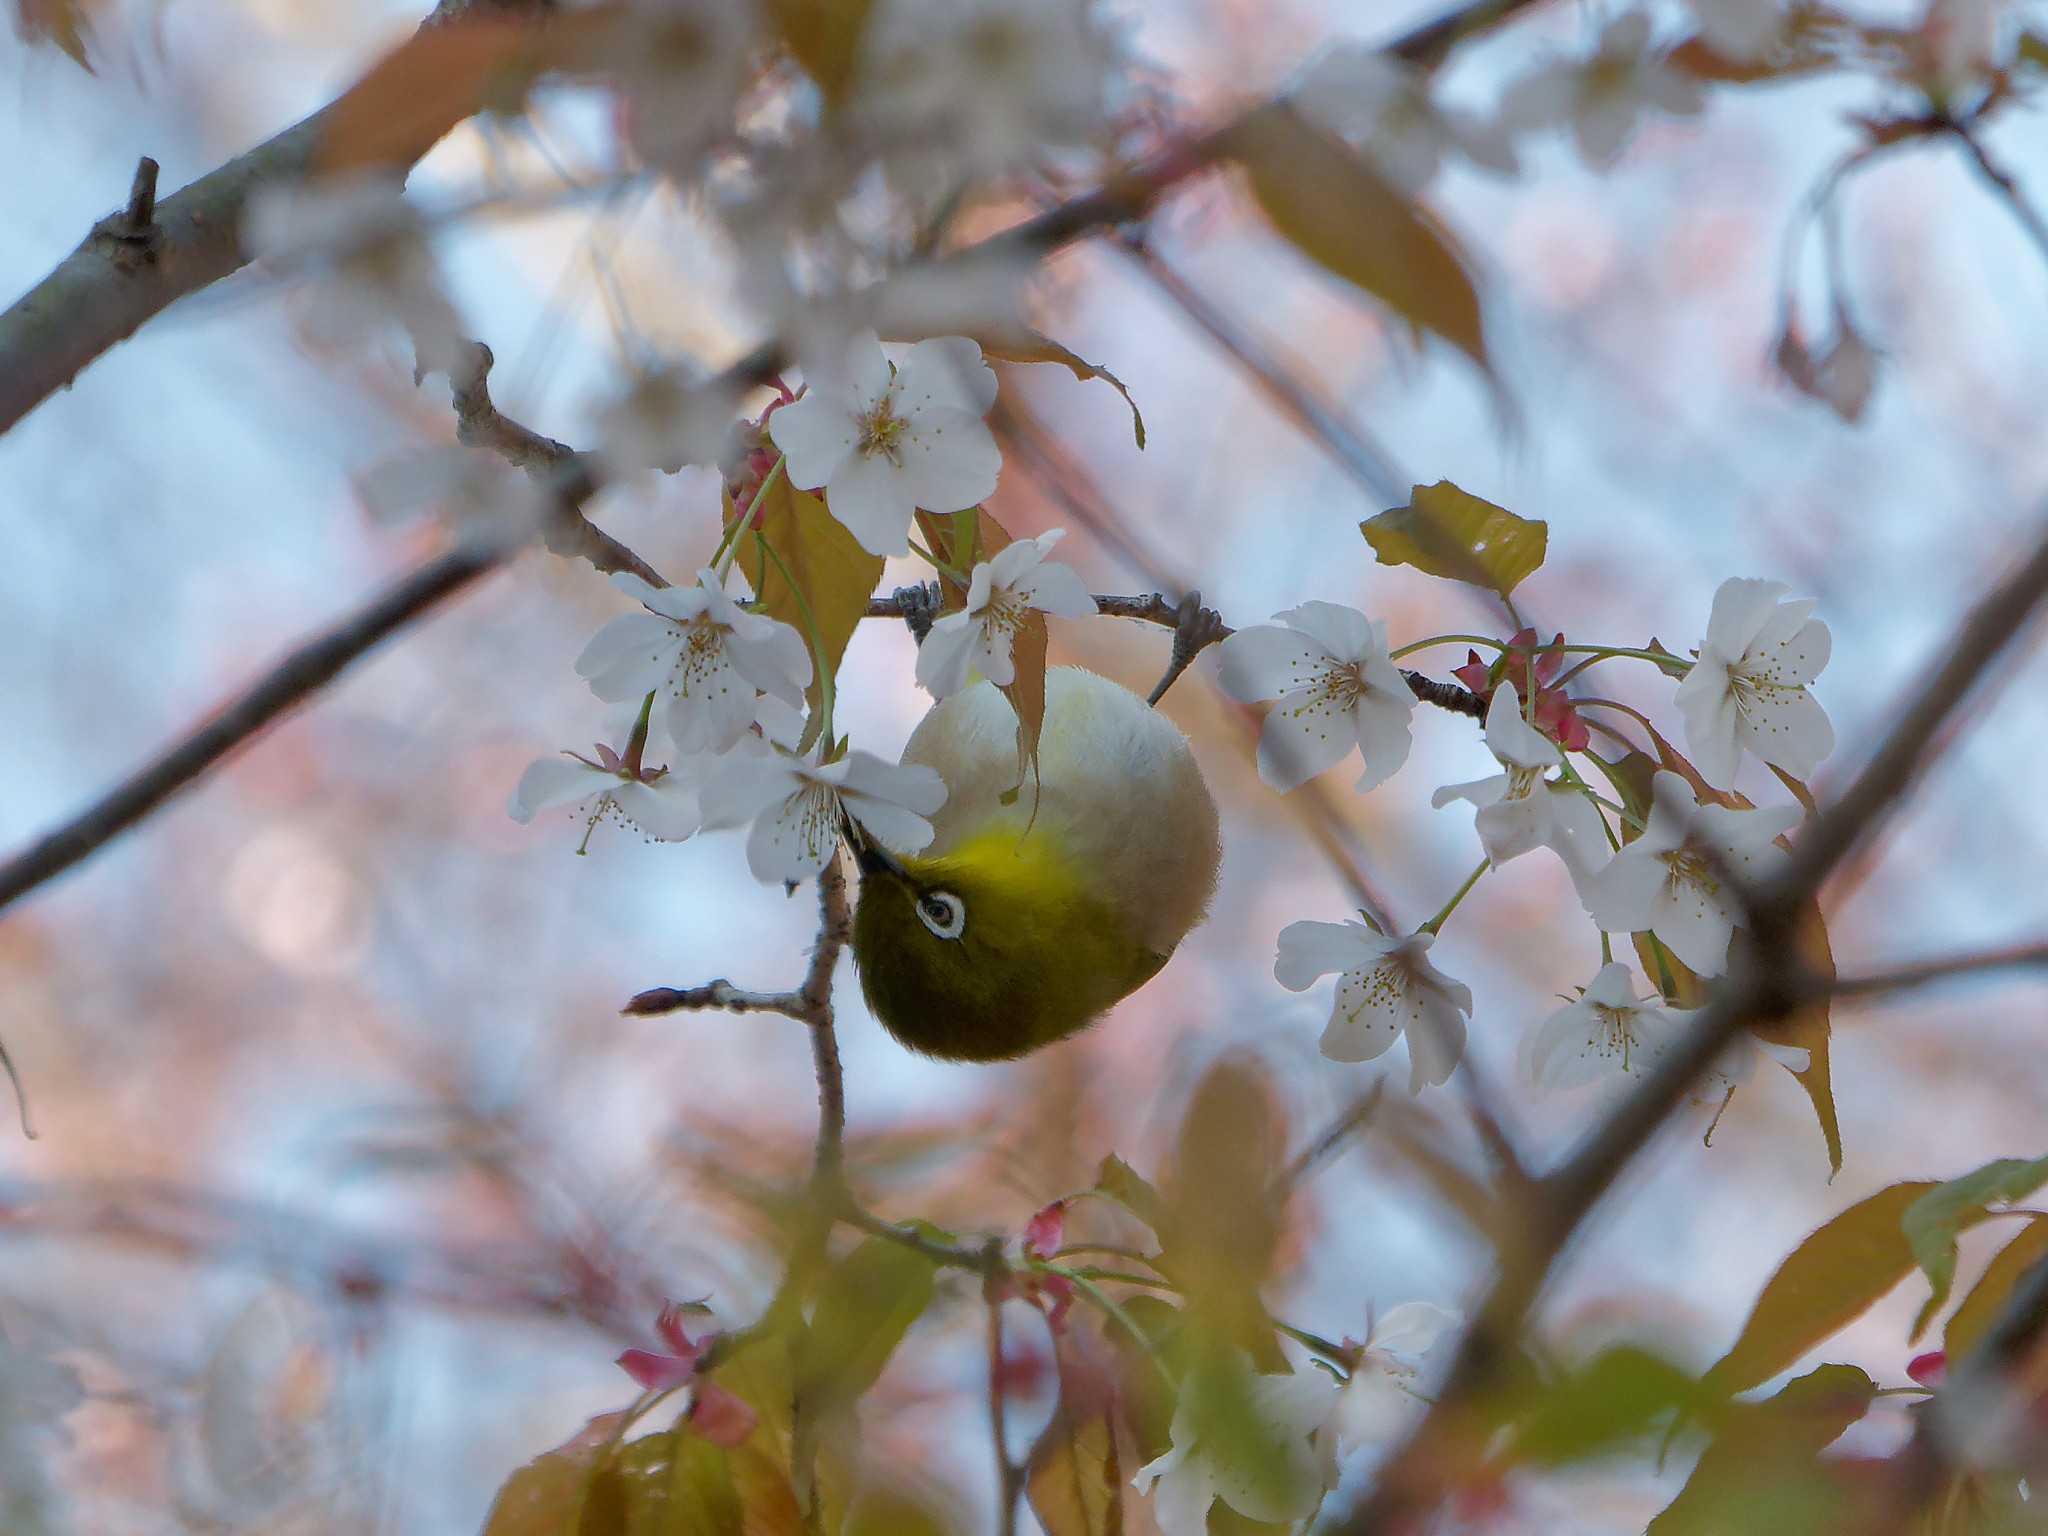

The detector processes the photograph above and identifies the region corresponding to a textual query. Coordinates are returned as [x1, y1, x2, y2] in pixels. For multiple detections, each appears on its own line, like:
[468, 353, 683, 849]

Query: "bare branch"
[1949, 116, 2048, 272]
[985, 1250, 1025, 1536]
[0, 541, 506, 916]
[0, 0, 552, 437]
[1339, 515, 2048, 1531]
[442, 338, 670, 587]
[1830, 938, 2048, 1001]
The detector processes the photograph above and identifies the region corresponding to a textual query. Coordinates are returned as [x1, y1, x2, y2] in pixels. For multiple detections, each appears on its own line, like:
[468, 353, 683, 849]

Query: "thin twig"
[0, 542, 506, 915]
[985, 1250, 1025, 1536]
[1337, 516, 2048, 1531]
[1118, 234, 1409, 507]
[443, 338, 670, 587]
[1272, 1083, 1387, 1197]
[621, 981, 812, 1019]
[1824, 939, 2048, 1002]
[1949, 117, 2048, 271]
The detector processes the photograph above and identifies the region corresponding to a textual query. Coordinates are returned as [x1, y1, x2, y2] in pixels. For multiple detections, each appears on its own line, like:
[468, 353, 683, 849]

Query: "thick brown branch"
[0, 0, 551, 437]
[1340, 516, 2048, 1531]
[0, 542, 506, 915]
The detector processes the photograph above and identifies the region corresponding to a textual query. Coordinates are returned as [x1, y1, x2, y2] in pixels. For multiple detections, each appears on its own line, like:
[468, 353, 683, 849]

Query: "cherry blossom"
[1294, 44, 1516, 191]
[1331, 1302, 1460, 1450]
[915, 529, 1097, 698]
[615, 1303, 758, 1450]
[1673, 577, 1833, 785]
[1132, 1357, 1337, 1534]
[704, 748, 947, 884]
[1580, 771, 1799, 976]
[1215, 602, 1416, 793]
[508, 745, 714, 845]
[1431, 684, 1608, 871]
[576, 570, 812, 756]
[768, 331, 1000, 558]
[1276, 921, 1472, 1091]
[854, 0, 1113, 183]
[1685, 0, 1783, 62]
[1501, 13, 1704, 170]
[1522, 963, 1681, 1089]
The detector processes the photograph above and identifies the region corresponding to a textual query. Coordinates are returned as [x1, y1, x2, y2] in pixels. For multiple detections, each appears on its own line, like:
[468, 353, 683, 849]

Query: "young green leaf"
[1502, 1347, 1707, 1468]
[1232, 105, 1489, 371]
[1704, 1183, 1939, 1396]
[1361, 481, 1546, 600]
[1093, 1153, 1172, 1238]
[1902, 1156, 2048, 1341]
[1650, 1365, 1876, 1534]
[730, 480, 885, 726]
[1945, 1215, 2048, 1363]
[796, 1236, 939, 1411]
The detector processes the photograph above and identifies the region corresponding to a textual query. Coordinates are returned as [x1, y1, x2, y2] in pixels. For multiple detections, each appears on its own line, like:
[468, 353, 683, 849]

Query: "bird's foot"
[892, 581, 944, 645]
[1148, 590, 1229, 706]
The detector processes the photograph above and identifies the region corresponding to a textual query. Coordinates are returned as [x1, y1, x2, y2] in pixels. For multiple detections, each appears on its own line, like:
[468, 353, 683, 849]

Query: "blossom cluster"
[1221, 576, 1832, 1096]
[511, 332, 1098, 885]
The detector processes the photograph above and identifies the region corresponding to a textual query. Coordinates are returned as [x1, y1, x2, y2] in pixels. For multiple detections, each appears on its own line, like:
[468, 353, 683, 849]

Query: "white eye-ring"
[916, 890, 966, 940]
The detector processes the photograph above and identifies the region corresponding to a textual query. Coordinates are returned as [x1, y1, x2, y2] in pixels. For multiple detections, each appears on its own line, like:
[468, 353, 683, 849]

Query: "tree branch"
[0, 0, 552, 438]
[1338, 515, 2048, 1531]
[0, 541, 506, 915]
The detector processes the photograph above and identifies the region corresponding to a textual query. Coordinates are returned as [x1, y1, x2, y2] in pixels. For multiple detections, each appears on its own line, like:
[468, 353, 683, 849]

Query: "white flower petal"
[1275, 919, 1390, 991]
[1704, 576, 1792, 658]
[1481, 684, 1560, 772]
[1277, 600, 1376, 663]
[823, 449, 921, 556]
[745, 781, 844, 883]
[835, 751, 948, 815]
[914, 615, 981, 698]
[1405, 991, 1469, 1091]
[1333, 1371, 1417, 1448]
[1432, 773, 1510, 810]
[1735, 673, 1835, 778]
[575, 612, 679, 702]
[1320, 962, 1410, 1063]
[1215, 625, 1326, 703]
[1526, 998, 1610, 1089]
[701, 755, 803, 828]
[893, 335, 999, 415]
[613, 774, 704, 842]
[1474, 790, 1552, 866]
[1012, 558, 1098, 619]
[1371, 1301, 1460, 1357]
[843, 794, 936, 854]
[1351, 690, 1417, 793]
[1649, 878, 1736, 976]
[896, 407, 1001, 513]
[1256, 684, 1358, 792]
[1674, 655, 1743, 786]
[509, 758, 615, 822]
[766, 391, 856, 492]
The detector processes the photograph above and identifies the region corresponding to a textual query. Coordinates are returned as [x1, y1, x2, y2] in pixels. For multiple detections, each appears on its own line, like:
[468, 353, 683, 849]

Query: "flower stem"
[1387, 633, 1506, 662]
[711, 455, 785, 580]
[1420, 860, 1490, 935]
[907, 536, 967, 585]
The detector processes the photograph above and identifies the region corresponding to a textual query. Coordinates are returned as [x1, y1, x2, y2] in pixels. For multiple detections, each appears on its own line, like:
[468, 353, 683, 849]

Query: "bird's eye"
[915, 890, 966, 940]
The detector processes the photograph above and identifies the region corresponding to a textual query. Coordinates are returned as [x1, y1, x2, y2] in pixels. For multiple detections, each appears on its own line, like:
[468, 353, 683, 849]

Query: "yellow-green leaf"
[1093, 1153, 1172, 1238]
[731, 479, 885, 728]
[15, 0, 96, 69]
[1946, 1215, 2048, 1362]
[1502, 1347, 1706, 1468]
[1650, 1365, 1876, 1535]
[796, 1236, 937, 1411]
[978, 330, 1145, 448]
[1750, 899, 1843, 1176]
[914, 507, 1046, 786]
[1026, 1393, 1124, 1536]
[1902, 1156, 2048, 1342]
[1361, 481, 1546, 600]
[484, 1426, 750, 1536]
[1704, 1184, 1937, 1396]
[1233, 104, 1488, 371]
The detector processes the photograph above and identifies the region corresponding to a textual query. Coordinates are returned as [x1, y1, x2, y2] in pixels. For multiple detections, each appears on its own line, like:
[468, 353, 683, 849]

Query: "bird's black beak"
[845, 822, 905, 878]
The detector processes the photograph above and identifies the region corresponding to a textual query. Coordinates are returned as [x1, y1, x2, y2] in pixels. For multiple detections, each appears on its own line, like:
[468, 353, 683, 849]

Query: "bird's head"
[849, 824, 1169, 1061]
